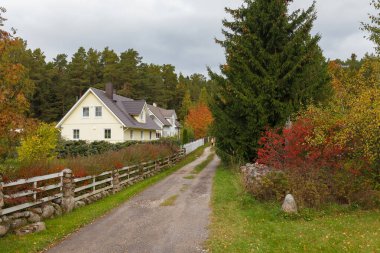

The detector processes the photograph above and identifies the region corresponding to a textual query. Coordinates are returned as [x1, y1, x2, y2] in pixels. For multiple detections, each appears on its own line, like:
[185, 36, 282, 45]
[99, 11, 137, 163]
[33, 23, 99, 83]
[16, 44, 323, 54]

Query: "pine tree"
[86, 48, 102, 86]
[101, 47, 120, 87]
[118, 49, 142, 97]
[51, 54, 69, 119]
[67, 47, 89, 101]
[24, 48, 50, 119]
[161, 64, 178, 108]
[209, 0, 331, 161]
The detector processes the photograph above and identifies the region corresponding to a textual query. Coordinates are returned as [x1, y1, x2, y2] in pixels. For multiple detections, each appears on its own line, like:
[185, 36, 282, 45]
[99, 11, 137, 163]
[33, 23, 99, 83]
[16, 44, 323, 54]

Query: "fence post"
[61, 169, 75, 213]
[112, 170, 120, 193]
[0, 175, 4, 215]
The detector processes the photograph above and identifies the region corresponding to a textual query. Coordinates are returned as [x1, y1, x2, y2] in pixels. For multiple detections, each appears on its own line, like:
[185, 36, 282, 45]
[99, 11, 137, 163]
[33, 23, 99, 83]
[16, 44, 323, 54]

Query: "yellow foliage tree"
[304, 57, 380, 173]
[17, 123, 59, 163]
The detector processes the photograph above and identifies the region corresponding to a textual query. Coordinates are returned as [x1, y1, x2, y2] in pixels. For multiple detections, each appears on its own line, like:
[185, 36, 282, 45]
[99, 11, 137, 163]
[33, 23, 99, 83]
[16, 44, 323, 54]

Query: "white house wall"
[163, 115, 178, 137]
[60, 92, 125, 143]
[123, 128, 157, 141]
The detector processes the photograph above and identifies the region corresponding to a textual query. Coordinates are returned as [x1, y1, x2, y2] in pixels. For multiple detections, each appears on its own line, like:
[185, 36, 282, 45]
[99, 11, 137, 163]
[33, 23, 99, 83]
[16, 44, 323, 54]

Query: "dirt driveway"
[46, 147, 219, 253]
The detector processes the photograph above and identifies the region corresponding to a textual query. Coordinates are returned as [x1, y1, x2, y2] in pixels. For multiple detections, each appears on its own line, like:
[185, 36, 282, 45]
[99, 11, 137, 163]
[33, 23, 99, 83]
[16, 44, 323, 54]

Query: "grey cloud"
[2, 0, 376, 75]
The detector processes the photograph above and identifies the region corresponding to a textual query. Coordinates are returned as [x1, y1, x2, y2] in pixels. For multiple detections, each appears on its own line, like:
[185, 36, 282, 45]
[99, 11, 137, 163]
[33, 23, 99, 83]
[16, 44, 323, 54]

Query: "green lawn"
[207, 165, 380, 253]
[0, 145, 209, 253]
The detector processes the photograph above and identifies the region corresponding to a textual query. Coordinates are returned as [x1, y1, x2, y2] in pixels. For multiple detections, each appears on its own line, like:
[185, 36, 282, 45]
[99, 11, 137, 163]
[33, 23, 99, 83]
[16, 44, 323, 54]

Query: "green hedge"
[57, 138, 181, 158]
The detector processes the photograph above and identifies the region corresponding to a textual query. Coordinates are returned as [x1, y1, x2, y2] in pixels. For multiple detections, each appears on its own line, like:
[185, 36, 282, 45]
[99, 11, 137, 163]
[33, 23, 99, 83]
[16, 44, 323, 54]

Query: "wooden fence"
[183, 138, 206, 154]
[0, 149, 185, 216]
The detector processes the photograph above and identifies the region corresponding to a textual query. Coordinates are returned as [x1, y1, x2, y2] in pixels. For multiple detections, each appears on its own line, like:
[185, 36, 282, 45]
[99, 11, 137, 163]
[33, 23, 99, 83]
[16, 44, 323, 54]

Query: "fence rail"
[0, 149, 185, 216]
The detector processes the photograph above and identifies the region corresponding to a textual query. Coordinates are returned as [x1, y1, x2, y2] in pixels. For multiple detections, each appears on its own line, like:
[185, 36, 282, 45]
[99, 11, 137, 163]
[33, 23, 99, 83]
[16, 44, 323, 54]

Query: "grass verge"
[207, 164, 380, 253]
[0, 145, 209, 253]
[191, 153, 215, 174]
[160, 195, 178, 206]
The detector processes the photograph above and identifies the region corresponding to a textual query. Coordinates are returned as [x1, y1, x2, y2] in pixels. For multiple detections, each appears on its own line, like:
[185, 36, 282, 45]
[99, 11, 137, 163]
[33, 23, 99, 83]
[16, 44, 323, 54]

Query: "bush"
[56, 138, 182, 159]
[181, 126, 195, 145]
[17, 123, 59, 163]
[255, 121, 380, 209]
[56, 140, 139, 158]
[245, 171, 288, 202]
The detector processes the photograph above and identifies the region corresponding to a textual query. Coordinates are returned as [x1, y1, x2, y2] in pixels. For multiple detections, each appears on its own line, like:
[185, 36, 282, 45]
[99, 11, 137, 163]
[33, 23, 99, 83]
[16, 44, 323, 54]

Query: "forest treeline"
[17, 45, 213, 122]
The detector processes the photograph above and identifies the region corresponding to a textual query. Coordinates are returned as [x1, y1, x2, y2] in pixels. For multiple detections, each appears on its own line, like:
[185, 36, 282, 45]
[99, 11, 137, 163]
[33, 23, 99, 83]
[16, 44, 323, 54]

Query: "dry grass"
[3, 143, 178, 181]
[160, 195, 178, 206]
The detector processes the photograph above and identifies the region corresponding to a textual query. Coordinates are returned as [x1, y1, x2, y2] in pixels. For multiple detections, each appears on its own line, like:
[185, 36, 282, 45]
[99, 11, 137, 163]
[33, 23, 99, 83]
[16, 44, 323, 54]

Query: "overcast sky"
[2, 0, 376, 75]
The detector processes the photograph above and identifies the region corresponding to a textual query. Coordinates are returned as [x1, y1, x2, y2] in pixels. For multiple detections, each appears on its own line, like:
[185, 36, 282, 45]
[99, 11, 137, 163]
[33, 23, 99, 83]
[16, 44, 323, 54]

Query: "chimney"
[105, 83, 114, 100]
[153, 103, 157, 107]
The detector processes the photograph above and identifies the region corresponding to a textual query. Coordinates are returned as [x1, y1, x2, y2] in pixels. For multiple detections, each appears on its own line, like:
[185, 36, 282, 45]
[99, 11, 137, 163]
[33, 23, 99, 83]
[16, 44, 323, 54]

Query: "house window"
[141, 130, 144, 140]
[150, 131, 152, 140]
[130, 130, 134, 140]
[156, 132, 161, 139]
[73, 129, 80, 139]
[95, 106, 102, 117]
[82, 107, 89, 118]
[104, 129, 111, 139]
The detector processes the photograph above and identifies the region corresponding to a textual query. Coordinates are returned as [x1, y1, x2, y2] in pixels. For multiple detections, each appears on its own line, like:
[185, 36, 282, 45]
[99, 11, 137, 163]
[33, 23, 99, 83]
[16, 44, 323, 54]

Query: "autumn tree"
[0, 7, 34, 159]
[185, 103, 213, 139]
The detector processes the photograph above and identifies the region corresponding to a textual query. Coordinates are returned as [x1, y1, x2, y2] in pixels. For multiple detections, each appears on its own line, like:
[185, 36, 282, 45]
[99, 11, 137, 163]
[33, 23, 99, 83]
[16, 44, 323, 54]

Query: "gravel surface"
[46, 147, 219, 253]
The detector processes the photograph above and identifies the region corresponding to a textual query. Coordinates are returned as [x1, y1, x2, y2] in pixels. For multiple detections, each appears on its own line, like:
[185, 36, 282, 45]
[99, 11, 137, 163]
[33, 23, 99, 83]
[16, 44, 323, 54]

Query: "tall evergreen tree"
[25, 48, 50, 119]
[189, 74, 207, 101]
[51, 54, 69, 118]
[86, 48, 102, 86]
[118, 49, 142, 97]
[67, 47, 89, 100]
[161, 64, 178, 108]
[209, 0, 331, 161]
[101, 47, 120, 87]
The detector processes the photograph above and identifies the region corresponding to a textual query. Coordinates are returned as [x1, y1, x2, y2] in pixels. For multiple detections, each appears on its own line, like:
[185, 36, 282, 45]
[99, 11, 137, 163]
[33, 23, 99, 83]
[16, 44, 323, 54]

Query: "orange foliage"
[0, 24, 34, 158]
[185, 103, 213, 139]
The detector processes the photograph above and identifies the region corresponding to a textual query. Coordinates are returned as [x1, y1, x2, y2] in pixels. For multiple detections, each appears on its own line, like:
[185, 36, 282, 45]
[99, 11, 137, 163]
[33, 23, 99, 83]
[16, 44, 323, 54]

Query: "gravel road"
[46, 147, 219, 253]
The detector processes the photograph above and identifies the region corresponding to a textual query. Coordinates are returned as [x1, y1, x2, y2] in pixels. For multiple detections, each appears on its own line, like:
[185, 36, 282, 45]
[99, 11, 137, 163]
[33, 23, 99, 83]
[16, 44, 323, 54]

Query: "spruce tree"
[210, 0, 331, 161]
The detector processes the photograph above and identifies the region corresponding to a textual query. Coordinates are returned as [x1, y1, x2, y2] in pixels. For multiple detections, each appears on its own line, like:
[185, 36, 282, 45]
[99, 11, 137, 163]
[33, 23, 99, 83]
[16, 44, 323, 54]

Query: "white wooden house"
[56, 83, 179, 143]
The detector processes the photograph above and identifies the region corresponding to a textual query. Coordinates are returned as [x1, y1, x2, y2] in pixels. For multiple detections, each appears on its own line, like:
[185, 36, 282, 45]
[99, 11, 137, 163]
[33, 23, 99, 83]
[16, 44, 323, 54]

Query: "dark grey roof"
[90, 88, 160, 130]
[175, 120, 181, 128]
[160, 108, 176, 118]
[123, 100, 146, 115]
[147, 105, 171, 126]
